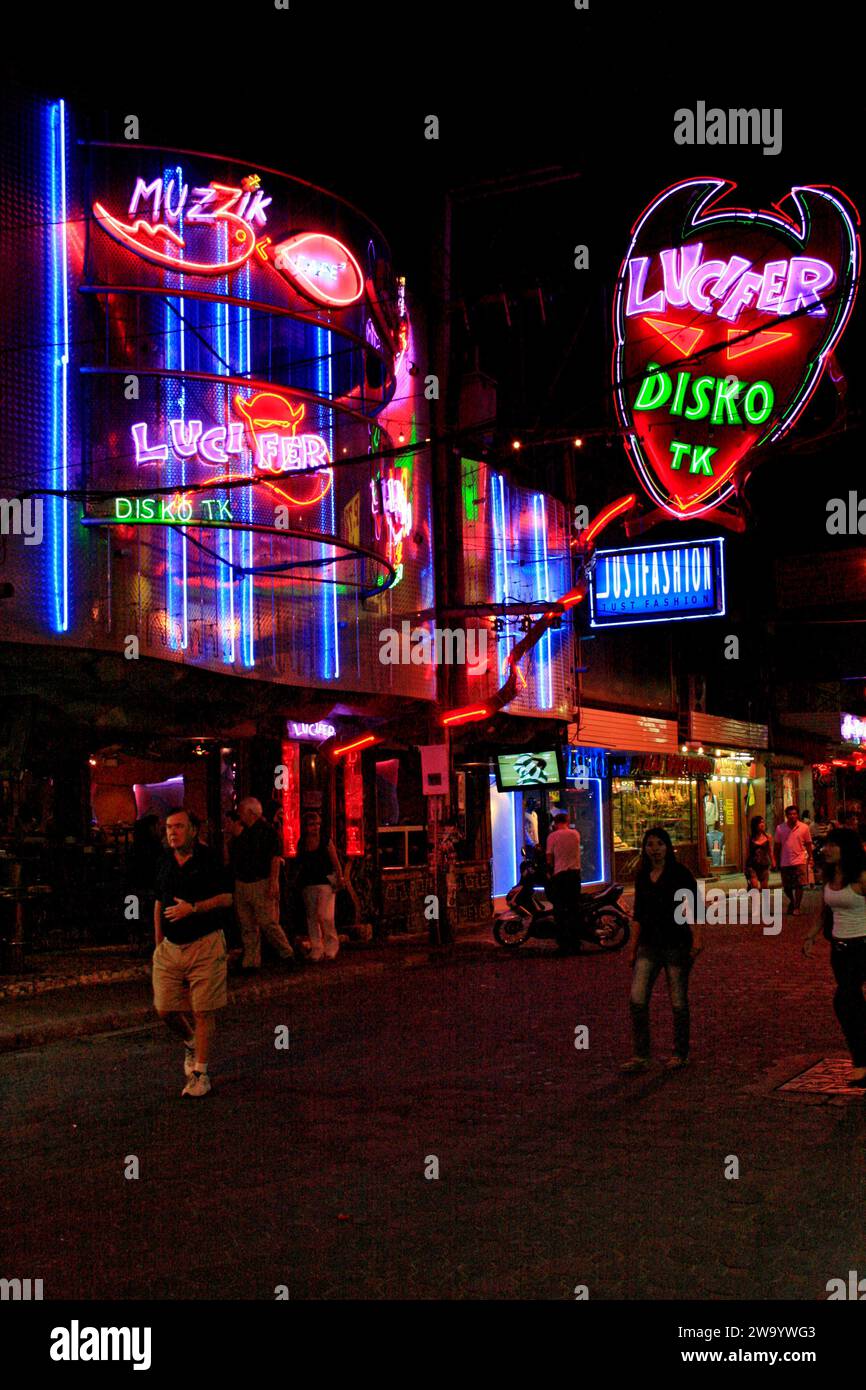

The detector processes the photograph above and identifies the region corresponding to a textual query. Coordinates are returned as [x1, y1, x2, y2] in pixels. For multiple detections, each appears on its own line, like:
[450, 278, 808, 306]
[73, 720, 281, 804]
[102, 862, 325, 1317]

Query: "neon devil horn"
[612, 178, 860, 519]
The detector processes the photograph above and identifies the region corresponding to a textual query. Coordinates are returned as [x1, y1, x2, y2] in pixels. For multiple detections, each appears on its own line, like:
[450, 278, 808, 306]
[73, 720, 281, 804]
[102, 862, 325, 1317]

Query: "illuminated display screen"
[494, 749, 565, 792]
[589, 538, 726, 627]
[613, 178, 859, 519]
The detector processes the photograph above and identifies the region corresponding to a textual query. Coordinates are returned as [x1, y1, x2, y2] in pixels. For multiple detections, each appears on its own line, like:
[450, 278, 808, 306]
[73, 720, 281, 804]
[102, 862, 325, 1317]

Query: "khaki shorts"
[781, 864, 807, 892]
[152, 930, 228, 1014]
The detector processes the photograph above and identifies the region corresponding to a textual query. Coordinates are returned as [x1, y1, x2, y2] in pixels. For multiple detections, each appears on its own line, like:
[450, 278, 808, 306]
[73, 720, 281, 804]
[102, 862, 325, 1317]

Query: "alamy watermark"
[674, 882, 782, 935]
[379, 621, 488, 674]
[674, 103, 782, 157]
[0, 498, 43, 545]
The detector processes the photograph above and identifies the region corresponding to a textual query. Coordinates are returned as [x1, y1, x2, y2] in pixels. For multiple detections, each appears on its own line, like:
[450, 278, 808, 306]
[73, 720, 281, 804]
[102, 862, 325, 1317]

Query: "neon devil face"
[613, 179, 860, 518]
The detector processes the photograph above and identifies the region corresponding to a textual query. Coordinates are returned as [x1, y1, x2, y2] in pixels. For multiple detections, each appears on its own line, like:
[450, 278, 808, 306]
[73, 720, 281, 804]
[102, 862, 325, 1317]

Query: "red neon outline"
[642, 317, 706, 358]
[271, 232, 364, 307]
[332, 734, 379, 758]
[92, 192, 258, 276]
[442, 707, 491, 727]
[725, 328, 793, 361]
[233, 392, 332, 507]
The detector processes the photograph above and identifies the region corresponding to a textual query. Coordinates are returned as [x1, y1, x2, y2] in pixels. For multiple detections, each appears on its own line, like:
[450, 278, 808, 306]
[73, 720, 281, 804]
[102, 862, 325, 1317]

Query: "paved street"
[2, 890, 865, 1301]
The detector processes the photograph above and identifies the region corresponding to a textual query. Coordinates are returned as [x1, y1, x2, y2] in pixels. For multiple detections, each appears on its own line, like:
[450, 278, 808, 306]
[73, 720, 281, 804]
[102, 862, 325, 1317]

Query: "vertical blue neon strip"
[239, 261, 254, 667]
[214, 224, 235, 663]
[533, 492, 553, 710]
[49, 99, 69, 632]
[492, 473, 513, 679]
[316, 325, 339, 679]
[163, 164, 188, 651]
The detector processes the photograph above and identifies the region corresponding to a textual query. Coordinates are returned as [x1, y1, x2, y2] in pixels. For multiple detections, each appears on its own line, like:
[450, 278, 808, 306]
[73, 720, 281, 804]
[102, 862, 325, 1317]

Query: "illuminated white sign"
[288, 721, 336, 742]
[841, 713, 866, 744]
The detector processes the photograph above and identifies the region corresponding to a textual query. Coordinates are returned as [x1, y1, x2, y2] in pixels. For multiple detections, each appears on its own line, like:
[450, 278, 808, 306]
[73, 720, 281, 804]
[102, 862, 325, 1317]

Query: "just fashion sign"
[589, 538, 726, 628]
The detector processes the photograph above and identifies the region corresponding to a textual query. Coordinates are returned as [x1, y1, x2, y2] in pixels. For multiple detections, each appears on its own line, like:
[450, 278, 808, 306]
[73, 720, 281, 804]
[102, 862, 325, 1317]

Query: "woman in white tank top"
[803, 828, 866, 1085]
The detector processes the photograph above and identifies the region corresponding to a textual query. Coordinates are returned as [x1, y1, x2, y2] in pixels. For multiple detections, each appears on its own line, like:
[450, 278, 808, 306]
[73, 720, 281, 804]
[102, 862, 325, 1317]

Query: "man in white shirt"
[546, 813, 582, 954]
[774, 805, 813, 916]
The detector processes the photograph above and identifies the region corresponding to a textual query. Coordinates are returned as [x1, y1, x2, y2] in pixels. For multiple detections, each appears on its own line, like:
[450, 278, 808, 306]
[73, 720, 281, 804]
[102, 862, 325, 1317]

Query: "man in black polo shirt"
[153, 808, 233, 1097]
[230, 797, 294, 970]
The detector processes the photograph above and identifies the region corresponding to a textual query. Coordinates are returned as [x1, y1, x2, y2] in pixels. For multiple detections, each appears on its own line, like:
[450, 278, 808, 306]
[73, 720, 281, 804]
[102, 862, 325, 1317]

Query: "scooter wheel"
[592, 910, 629, 951]
[493, 917, 532, 947]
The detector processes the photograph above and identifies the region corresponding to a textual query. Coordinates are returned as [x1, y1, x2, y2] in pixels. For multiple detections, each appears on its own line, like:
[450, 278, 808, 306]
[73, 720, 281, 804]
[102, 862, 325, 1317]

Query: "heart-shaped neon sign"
[613, 179, 860, 519]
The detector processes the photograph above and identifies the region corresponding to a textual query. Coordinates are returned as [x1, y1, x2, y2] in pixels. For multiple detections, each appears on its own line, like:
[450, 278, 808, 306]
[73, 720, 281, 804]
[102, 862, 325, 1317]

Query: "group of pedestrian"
[149, 801, 344, 1097]
[618, 805, 866, 1088]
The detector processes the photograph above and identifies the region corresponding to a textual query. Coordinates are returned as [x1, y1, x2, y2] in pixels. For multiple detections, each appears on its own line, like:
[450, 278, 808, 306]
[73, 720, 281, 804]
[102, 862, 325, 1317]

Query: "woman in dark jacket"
[621, 826, 704, 1073]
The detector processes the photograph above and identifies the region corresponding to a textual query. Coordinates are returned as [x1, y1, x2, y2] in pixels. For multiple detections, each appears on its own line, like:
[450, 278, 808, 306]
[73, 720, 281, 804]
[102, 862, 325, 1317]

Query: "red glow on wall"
[279, 740, 301, 857]
[343, 751, 364, 856]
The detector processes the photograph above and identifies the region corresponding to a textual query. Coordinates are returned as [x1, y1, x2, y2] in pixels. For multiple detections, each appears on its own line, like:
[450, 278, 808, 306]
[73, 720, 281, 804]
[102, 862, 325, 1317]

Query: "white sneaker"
[183, 1045, 196, 1079]
[182, 1070, 211, 1098]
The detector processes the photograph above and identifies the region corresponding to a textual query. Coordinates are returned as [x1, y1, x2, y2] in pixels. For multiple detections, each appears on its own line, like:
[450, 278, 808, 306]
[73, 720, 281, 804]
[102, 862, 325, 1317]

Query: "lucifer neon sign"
[613, 178, 860, 520]
[129, 394, 332, 506]
[93, 174, 271, 276]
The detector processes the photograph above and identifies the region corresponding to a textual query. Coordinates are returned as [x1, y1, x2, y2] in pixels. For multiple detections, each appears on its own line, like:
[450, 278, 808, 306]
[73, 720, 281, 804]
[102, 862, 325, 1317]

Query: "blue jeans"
[629, 944, 692, 1060]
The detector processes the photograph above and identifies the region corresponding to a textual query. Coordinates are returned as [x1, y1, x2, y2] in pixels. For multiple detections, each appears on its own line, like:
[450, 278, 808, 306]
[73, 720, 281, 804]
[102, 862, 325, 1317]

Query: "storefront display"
[612, 775, 698, 878]
[702, 752, 764, 871]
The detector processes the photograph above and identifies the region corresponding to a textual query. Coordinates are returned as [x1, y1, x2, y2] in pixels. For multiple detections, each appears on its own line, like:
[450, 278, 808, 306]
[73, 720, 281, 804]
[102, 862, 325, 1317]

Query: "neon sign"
[288, 721, 336, 741]
[371, 467, 412, 583]
[841, 713, 866, 745]
[589, 538, 726, 627]
[234, 393, 332, 505]
[93, 174, 270, 276]
[113, 495, 233, 524]
[269, 232, 364, 307]
[129, 394, 332, 507]
[613, 179, 860, 519]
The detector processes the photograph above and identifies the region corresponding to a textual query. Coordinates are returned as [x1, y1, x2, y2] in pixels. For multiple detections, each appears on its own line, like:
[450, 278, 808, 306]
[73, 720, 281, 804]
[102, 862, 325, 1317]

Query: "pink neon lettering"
[717, 270, 765, 322]
[199, 427, 229, 465]
[625, 257, 665, 315]
[186, 187, 217, 222]
[257, 434, 282, 472]
[132, 422, 168, 466]
[169, 420, 203, 456]
[685, 259, 727, 311]
[659, 243, 704, 307]
[128, 177, 163, 219]
[780, 257, 834, 316]
[709, 255, 753, 303]
[756, 259, 788, 312]
[227, 422, 245, 454]
[163, 178, 188, 221]
[245, 189, 272, 226]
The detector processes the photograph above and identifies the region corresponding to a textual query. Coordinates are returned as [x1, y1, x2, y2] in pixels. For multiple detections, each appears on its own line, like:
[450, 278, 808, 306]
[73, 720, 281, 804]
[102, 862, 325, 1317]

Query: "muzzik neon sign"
[613, 179, 860, 519]
[93, 173, 271, 276]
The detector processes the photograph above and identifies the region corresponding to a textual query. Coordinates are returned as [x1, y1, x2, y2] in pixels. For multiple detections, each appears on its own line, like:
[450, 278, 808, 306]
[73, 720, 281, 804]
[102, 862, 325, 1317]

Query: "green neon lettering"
[689, 445, 717, 476]
[142, 498, 156, 520]
[711, 377, 742, 426]
[684, 376, 715, 421]
[634, 363, 673, 411]
[669, 372, 690, 417]
[669, 441, 691, 471]
[115, 497, 132, 519]
[743, 380, 774, 424]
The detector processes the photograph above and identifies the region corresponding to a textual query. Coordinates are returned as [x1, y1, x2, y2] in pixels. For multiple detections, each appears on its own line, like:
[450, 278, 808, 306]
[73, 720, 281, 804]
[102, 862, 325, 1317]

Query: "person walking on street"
[774, 805, 813, 916]
[745, 815, 775, 890]
[546, 812, 582, 955]
[802, 828, 866, 1086]
[230, 797, 295, 971]
[153, 808, 233, 1097]
[296, 810, 345, 961]
[621, 827, 703, 1073]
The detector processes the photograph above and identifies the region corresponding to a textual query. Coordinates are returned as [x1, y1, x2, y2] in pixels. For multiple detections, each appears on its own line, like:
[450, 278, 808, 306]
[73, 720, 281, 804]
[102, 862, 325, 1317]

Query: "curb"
[0, 952, 453, 1056]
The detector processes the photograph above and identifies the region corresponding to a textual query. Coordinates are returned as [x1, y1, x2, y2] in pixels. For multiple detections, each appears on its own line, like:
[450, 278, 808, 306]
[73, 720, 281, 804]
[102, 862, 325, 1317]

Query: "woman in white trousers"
[296, 811, 345, 960]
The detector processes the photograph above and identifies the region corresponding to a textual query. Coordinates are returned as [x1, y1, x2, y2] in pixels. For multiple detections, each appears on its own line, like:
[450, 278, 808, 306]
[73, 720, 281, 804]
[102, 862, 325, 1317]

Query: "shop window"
[612, 777, 696, 857]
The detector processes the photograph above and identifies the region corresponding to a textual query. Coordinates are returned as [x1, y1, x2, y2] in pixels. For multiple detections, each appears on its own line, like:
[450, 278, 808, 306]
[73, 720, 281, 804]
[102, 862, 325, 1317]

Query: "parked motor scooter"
[493, 851, 630, 951]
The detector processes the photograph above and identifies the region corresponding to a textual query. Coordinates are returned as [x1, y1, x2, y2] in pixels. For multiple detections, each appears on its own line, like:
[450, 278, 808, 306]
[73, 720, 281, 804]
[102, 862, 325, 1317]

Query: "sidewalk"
[0, 926, 496, 1054]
